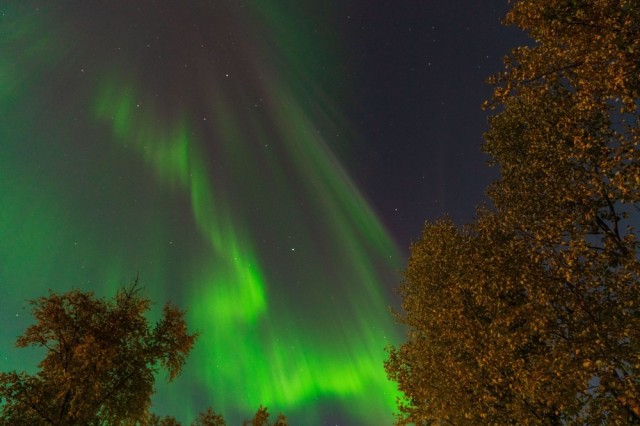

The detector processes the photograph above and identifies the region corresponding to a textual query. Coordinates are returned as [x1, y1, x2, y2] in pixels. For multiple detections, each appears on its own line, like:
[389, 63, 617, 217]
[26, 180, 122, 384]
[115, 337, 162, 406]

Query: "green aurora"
[1, 2, 404, 423]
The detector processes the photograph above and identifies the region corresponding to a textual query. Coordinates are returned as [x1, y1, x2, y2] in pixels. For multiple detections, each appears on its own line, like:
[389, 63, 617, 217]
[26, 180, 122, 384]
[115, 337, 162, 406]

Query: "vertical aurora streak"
[1, 2, 403, 423]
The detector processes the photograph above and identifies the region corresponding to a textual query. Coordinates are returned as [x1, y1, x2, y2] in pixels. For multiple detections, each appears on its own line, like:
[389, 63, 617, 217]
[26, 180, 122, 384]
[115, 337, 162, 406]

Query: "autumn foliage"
[0, 281, 290, 425]
[386, 0, 640, 424]
[0, 281, 198, 424]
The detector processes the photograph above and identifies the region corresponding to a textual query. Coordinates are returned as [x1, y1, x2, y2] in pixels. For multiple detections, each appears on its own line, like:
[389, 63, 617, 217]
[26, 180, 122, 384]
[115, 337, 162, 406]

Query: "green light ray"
[94, 79, 268, 323]
[2, 2, 404, 424]
[93, 72, 401, 422]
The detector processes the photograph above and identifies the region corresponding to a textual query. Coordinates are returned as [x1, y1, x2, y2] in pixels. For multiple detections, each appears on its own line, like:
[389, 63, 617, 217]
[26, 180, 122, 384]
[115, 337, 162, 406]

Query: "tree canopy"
[0, 282, 289, 425]
[0, 281, 198, 425]
[150, 406, 288, 426]
[386, 0, 640, 424]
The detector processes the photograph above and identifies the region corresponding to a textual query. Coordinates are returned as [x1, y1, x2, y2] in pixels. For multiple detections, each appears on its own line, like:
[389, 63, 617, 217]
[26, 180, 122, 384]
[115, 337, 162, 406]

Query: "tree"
[191, 408, 227, 426]
[387, 215, 565, 424]
[149, 415, 183, 426]
[242, 406, 288, 426]
[243, 406, 269, 426]
[150, 406, 287, 426]
[0, 280, 198, 425]
[387, 0, 640, 424]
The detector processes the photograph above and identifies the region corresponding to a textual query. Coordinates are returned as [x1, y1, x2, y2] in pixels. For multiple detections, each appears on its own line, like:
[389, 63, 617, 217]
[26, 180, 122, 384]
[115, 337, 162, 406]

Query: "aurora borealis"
[1, 1, 526, 424]
[1, 1, 402, 424]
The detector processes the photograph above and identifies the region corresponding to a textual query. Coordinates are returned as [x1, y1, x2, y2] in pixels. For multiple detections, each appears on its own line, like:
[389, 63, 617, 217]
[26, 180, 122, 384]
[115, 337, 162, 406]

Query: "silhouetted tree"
[242, 406, 288, 426]
[0, 280, 198, 425]
[191, 407, 227, 426]
[151, 406, 287, 426]
[387, 0, 640, 424]
[149, 414, 183, 426]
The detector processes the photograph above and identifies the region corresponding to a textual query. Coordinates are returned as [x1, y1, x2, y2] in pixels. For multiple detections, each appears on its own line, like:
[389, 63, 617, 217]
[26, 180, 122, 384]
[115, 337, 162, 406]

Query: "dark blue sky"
[346, 0, 528, 248]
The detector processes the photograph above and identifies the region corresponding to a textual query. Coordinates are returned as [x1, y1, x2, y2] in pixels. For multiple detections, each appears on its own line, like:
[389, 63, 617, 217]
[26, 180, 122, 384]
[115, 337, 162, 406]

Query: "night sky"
[1, 1, 526, 424]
